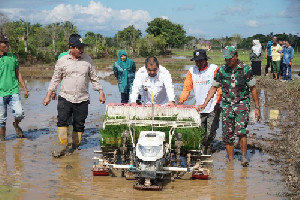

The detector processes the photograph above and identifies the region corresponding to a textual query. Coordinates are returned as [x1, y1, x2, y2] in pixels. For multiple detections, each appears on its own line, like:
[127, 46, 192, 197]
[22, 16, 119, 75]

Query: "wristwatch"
[255, 106, 260, 109]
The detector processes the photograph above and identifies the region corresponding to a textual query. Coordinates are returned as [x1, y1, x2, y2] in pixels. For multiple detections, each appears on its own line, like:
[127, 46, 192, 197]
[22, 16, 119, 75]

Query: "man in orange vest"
[179, 49, 222, 154]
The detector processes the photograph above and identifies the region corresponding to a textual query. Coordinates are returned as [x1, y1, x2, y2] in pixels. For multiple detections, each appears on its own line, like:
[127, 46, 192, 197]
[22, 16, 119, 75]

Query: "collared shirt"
[281, 46, 294, 64]
[212, 61, 255, 106]
[0, 52, 19, 97]
[130, 65, 175, 104]
[48, 54, 102, 103]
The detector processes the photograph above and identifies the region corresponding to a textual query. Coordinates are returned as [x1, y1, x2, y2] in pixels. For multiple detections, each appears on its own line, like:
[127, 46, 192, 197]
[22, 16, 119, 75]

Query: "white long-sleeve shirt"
[130, 65, 175, 104]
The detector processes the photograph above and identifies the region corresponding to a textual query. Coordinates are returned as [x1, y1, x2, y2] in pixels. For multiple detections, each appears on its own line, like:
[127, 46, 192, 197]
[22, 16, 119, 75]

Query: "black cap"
[190, 49, 210, 61]
[0, 34, 9, 43]
[68, 35, 87, 47]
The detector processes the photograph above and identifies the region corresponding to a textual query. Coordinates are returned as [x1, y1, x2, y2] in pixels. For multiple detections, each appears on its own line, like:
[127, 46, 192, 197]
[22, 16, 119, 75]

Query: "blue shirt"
[265, 41, 272, 57]
[281, 46, 294, 64]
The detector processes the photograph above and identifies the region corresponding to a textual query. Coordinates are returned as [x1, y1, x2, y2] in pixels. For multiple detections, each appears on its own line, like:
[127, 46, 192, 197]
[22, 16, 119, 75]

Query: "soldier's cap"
[223, 46, 237, 59]
[0, 34, 9, 43]
[190, 49, 210, 61]
[69, 34, 87, 47]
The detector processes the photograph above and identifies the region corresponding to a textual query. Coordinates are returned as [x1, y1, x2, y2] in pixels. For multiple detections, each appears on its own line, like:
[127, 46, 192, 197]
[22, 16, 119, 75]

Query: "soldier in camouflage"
[197, 46, 260, 167]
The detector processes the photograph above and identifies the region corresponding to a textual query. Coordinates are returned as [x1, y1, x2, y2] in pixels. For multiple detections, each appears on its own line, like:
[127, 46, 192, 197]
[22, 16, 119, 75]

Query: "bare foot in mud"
[241, 157, 249, 167]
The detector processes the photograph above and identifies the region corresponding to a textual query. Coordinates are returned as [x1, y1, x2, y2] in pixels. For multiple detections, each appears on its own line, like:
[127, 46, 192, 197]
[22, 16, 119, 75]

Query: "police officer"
[197, 46, 260, 167]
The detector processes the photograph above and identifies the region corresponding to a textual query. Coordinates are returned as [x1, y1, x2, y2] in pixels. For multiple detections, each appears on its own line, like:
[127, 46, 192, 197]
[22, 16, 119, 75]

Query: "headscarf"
[252, 40, 262, 56]
[115, 50, 135, 93]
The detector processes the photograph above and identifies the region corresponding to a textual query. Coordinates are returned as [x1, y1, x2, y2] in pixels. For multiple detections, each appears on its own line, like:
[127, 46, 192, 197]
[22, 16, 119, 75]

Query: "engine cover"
[136, 131, 165, 162]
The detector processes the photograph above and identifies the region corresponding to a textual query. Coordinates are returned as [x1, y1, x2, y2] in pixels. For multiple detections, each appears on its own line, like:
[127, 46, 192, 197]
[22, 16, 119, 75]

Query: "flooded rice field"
[0, 69, 298, 199]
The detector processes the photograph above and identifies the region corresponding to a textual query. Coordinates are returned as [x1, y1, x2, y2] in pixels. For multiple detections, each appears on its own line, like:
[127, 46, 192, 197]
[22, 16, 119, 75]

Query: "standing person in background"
[113, 50, 136, 103]
[0, 34, 29, 141]
[281, 41, 294, 81]
[271, 39, 283, 80]
[43, 34, 105, 158]
[249, 40, 263, 76]
[279, 40, 285, 79]
[179, 49, 222, 154]
[264, 41, 273, 76]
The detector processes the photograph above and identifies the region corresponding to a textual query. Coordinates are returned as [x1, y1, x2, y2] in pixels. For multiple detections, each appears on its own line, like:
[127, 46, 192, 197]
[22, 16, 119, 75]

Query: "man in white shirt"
[130, 57, 175, 105]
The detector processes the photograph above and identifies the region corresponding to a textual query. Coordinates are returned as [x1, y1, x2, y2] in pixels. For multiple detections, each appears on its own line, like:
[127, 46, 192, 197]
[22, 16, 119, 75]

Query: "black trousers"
[121, 93, 129, 104]
[265, 56, 272, 74]
[57, 96, 89, 132]
[251, 61, 262, 76]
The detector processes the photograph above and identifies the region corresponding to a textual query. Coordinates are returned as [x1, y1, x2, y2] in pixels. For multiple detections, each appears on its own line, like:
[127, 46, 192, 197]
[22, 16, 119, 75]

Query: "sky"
[0, 0, 299, 39]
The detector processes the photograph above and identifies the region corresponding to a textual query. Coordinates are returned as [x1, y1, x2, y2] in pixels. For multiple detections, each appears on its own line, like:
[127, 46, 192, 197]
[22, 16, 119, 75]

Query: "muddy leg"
[13, 119, 24, 138]
[226, 143, 234, 161]
[0, 127, 6, 141]
[239, 135, 249, 167]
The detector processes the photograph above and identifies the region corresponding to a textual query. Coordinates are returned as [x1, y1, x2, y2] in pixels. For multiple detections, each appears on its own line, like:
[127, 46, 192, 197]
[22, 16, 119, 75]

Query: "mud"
[0, 66, 299, 199]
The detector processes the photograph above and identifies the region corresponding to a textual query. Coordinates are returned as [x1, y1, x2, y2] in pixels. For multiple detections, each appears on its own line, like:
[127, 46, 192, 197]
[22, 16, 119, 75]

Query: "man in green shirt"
[0, 34, 29, 141]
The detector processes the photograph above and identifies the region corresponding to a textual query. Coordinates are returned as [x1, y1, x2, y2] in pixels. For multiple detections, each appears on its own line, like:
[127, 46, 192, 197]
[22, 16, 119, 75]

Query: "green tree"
[115, 25, 141, 53]
[230, 34, 243, 49]
[84, 31, 104, 58]
[146, 18, 186, 49]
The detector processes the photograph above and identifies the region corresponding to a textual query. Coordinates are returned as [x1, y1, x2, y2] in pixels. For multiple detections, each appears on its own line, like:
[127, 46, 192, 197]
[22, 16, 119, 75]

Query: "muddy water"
[0, 77, 287, 199]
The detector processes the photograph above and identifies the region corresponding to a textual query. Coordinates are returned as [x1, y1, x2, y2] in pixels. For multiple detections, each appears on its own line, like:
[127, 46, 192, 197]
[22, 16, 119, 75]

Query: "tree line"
[0, 15, 299, 65]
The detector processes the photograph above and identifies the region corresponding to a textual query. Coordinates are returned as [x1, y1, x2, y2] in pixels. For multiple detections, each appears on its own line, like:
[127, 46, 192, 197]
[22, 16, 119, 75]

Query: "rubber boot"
[0, 127, 5, 141]
[52, 127, 70, 158]
[72, 131, 83, 149]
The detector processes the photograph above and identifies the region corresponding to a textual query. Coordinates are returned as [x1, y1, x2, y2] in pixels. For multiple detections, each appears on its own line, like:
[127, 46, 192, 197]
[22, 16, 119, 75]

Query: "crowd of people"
[3, 32, 298, 167]
[253, 36, 295, 81]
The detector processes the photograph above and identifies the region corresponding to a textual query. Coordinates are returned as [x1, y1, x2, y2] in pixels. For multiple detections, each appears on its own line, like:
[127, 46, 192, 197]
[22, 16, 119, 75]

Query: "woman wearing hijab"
[249, 40, 263, 76]
[113, 50, 136, 103]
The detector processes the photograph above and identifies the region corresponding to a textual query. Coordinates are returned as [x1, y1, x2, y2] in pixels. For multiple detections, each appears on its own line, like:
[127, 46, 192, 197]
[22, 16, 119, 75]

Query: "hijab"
[252, 40, 262, 56]
[117, 50, 134, 69]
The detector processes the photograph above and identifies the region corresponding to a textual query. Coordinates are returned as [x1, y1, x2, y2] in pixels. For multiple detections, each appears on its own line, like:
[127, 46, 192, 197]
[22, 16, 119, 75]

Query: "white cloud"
[187, 27, 205, 36]
[245, 20, 258, 27]
[0, 0, 152, 35]
[278, 1, 300, 18]
[0, 8, 25, 19]
[161, 16, 168, 20]
[221, 4, 251, 16]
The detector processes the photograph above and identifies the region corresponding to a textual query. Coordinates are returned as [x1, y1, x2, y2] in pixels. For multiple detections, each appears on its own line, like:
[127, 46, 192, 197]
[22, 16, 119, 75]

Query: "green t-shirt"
[58, 51, 69, 59]
[0, 52, 19, 97]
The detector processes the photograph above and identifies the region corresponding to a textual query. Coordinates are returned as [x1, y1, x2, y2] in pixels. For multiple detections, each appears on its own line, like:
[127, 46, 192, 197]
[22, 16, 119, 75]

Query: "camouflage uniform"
[212, 61, 256, 144]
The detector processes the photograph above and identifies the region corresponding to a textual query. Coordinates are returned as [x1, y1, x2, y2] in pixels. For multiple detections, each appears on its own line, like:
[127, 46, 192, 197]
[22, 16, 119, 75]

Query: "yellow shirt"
[271, 44, 282, 61]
